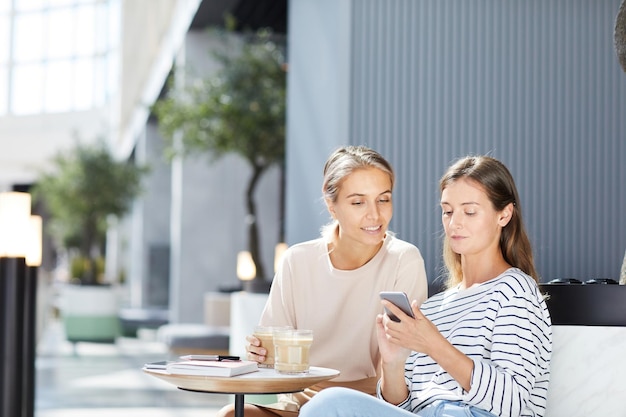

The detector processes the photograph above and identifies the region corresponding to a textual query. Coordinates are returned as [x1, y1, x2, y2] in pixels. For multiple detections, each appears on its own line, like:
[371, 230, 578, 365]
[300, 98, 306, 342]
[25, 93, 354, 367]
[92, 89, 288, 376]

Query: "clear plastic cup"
[253, 325, 292, 368]
[273, 329, 314, 374]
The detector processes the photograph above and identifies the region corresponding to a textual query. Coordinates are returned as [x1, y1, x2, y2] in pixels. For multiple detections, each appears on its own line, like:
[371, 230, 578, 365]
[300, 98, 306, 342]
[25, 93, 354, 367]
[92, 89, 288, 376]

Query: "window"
[0, 0, 119, 116]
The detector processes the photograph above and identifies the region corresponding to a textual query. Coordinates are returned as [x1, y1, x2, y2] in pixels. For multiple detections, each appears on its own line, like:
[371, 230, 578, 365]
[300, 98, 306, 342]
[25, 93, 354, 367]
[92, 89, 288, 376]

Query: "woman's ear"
[325, 199, 336, 219]
[498, 203, 514, 227]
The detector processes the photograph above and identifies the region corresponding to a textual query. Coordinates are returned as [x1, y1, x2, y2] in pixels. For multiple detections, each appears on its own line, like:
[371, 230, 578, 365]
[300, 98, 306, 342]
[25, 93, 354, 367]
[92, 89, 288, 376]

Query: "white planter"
[59, 284, 121, 343]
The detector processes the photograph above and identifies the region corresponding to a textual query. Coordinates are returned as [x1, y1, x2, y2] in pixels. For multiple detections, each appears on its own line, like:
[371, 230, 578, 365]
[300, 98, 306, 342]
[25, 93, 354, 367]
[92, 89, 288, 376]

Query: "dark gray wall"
[286, 0, 626, 284]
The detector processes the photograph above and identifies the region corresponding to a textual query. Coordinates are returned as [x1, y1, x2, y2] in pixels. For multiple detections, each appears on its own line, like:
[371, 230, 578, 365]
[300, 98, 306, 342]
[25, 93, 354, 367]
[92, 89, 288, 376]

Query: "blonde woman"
[217, 145, 428, 417]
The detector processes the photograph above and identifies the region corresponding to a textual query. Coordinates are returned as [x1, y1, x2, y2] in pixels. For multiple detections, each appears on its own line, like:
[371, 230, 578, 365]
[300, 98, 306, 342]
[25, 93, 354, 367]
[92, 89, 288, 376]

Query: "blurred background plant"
[152, 22, 286, 282]
[32, 139, 149, 285]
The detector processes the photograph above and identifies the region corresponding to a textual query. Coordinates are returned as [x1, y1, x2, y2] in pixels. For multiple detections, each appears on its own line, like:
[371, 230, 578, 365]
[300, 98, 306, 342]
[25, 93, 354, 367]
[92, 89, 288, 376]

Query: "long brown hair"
[440, 155, 538, 288]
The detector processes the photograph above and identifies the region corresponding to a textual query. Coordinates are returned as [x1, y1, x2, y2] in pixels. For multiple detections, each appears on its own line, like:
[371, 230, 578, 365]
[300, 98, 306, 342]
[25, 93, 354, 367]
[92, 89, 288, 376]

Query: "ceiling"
[191, 0, 287, 33]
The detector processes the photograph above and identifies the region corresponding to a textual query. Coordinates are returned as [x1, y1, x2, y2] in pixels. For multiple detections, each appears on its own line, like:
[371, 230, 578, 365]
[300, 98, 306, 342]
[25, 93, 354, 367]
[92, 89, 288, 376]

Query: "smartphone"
[379, 291, 415, 322]
[144, 360, 169, 370]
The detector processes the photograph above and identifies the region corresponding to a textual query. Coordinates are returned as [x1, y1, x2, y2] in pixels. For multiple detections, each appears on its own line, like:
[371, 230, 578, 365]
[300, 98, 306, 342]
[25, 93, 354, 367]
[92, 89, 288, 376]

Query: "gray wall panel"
[286, 0, 626, 285]
[345, 0, 626, 283]
[286, 0, 353, 242]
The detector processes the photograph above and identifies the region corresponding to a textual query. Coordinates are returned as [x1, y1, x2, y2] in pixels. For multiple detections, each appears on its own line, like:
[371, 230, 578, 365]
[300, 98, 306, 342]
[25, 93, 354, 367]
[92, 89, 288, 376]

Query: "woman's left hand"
[380, 300, 443, 357]
[381, 299, 474, 393]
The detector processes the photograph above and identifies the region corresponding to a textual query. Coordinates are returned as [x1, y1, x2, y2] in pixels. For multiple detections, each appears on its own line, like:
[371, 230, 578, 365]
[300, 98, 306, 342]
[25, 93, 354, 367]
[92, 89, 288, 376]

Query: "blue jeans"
[299, 387, 498, 417]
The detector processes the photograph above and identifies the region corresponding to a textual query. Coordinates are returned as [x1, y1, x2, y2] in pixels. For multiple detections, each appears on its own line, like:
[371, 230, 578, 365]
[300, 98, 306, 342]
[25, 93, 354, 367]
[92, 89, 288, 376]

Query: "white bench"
[545, 325, 626, 416]
[156, 292, 232, 355]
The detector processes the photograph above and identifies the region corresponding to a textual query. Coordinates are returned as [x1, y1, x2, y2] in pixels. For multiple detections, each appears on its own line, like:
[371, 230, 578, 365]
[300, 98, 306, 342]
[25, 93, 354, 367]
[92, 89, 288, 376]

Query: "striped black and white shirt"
[394, 268, 552, 417]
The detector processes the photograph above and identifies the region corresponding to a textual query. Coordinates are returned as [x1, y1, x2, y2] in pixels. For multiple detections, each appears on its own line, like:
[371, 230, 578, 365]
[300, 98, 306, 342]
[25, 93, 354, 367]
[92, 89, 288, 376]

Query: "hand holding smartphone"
[379, 291, 415, 322]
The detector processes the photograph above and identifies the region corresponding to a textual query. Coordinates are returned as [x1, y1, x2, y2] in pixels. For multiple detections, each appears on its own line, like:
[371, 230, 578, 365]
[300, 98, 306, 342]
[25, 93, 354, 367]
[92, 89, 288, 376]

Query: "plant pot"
[59, 283, 121, 343]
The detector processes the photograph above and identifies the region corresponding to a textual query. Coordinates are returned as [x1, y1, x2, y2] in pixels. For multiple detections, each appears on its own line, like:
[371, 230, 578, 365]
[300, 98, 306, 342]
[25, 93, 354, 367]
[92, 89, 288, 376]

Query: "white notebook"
[166, 360, 259, 377]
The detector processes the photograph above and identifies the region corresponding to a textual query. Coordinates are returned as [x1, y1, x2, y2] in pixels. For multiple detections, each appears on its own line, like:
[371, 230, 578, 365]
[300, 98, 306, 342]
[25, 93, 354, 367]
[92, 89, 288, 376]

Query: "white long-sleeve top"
[393, 268, 552, 417]
[260, 234, 428, 383]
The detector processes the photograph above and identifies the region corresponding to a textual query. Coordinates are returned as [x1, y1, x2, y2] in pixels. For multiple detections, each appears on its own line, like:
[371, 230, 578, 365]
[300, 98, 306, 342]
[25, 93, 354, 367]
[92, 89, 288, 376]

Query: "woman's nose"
[366, 204, 380, 219]
[448, 213, 461, 229]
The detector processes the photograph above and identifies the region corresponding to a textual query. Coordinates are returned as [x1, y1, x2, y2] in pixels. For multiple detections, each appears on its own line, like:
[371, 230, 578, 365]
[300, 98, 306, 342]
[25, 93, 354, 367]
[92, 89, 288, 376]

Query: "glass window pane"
[12, 63, 44, 115]
[0, 15, 9, 64]
[48, 0, 80, 7]
[108, 0, 120, 49]
[74, 58, 94, 110]
[44, 60, 72, 112]
[105, 51, 117, 102]
[94, 2, 109, 54]
[15, 0, 46, 12]
[14, 13, 44, 63]
[9, 0, 115, 115]
[48, 8, 74, 59]
[0, 68, 7, 115]
[75, 5, 95, 56]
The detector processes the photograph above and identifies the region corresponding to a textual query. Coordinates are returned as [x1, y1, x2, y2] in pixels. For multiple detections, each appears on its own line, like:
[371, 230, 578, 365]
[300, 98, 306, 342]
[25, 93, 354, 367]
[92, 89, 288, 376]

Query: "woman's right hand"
[376, 313, 411, 365]
[245, 334, 266, 364]
[376, 312, 412, 404]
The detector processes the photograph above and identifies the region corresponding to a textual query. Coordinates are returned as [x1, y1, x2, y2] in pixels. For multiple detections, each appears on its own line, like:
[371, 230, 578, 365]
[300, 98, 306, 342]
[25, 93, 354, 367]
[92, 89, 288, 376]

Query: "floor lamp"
[24, 216, 42, 417]
[0, 192, 41, 417]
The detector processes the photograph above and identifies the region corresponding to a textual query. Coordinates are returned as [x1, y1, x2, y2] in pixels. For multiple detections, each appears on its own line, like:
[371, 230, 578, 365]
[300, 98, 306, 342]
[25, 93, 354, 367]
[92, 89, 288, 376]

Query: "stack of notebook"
[146, 355, 259, 377]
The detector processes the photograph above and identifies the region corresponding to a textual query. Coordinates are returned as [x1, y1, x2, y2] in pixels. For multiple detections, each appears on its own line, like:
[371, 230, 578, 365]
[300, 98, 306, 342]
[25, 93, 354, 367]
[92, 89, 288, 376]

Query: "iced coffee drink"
[273, 329, 313, 374]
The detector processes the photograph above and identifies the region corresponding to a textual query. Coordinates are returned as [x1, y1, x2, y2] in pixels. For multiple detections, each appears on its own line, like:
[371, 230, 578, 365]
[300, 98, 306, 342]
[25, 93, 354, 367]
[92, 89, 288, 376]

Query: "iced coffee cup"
[273, 329, 314, 375]
[253, 325, 292, 368]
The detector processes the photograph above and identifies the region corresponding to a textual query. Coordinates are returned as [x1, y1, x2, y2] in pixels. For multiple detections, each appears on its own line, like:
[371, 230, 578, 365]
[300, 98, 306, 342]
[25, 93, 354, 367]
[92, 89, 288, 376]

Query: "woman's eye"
[442, 211, 452, 216]
[378, 198, 390, 204]
[352, 201, 363, 206]
[465, 211, 476, 216]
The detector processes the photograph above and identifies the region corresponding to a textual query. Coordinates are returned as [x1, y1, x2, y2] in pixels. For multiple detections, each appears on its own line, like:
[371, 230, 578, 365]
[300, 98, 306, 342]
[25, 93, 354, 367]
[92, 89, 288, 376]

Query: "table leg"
[234, 393, 245, 417]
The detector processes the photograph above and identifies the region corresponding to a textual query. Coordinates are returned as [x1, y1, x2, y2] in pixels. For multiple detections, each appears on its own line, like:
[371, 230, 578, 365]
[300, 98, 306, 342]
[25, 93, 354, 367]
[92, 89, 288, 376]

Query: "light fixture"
[274, 242, 288, 273]
[0, 191, 32, 257]
[23, 215, 41, 417]
[26, 215, 42, 267]
[0, 190, 39, 417]
[236, 251, 256, 281]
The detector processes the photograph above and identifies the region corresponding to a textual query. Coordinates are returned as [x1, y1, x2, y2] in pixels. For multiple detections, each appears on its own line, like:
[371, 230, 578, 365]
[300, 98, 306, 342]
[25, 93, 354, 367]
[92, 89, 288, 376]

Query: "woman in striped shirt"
[300, 155, 552, 417]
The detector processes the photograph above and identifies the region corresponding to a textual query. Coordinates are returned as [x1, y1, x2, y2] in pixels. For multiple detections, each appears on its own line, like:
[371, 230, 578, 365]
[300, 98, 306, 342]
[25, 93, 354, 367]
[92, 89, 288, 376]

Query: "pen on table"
[180, 354, 241, 361]
[217, 355, 241, 361]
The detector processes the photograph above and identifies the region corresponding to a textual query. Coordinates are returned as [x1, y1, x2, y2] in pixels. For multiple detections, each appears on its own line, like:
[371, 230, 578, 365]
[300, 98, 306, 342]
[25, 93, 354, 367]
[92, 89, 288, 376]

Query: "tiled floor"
[35, 320, 231, 417]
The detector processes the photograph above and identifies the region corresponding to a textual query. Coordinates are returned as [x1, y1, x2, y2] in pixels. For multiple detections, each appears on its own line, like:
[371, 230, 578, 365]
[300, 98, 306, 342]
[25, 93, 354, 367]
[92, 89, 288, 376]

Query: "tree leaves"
[32, 140, 149, 284]
[152, 28, 286, 171]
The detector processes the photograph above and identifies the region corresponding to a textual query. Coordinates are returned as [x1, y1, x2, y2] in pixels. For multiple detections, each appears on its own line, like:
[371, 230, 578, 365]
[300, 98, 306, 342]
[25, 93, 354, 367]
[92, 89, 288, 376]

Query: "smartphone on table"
[379, 291, 415, 322]
[144, 360, 169, 370]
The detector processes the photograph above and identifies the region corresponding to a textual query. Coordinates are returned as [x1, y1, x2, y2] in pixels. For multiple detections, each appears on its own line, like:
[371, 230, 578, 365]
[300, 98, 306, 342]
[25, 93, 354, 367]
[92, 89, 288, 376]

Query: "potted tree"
[152, 26, 286, 291]
[33, 139, 148, 343]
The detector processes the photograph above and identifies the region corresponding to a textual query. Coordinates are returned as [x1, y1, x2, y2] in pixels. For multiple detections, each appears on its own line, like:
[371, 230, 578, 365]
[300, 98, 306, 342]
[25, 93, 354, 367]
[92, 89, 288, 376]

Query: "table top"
[143, 366, 340, 395]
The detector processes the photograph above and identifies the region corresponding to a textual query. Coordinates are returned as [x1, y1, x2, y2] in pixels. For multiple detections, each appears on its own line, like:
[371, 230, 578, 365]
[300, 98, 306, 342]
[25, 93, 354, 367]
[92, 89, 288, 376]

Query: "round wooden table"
[144, 366, 340, 417]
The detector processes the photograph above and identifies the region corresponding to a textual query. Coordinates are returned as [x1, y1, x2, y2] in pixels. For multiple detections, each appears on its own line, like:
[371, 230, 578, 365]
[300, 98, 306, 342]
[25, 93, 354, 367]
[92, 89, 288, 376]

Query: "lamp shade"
[26, 215, 42, 267]
[274, 242, 288, 273]
[236, 251, 256, 281]
[0, 191, 32, 257]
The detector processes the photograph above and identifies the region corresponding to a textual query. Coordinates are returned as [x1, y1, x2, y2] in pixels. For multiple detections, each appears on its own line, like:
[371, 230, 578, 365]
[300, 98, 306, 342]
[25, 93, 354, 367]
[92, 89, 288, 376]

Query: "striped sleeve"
[461, 273, 552, 417]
